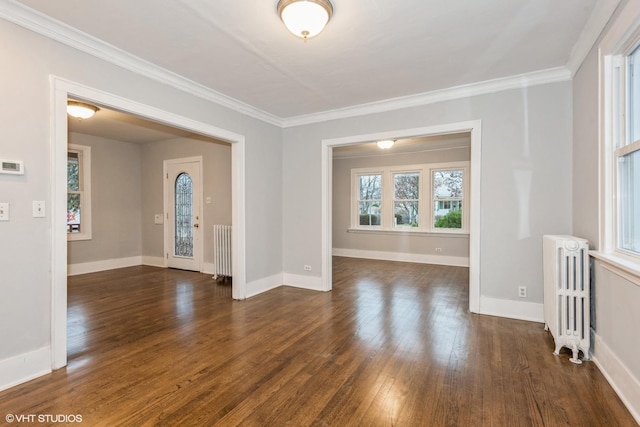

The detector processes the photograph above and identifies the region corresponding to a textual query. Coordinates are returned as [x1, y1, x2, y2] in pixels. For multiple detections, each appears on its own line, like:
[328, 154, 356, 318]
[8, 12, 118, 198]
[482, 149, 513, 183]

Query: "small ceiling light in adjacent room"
[67, 101, 98, 119]
[376, 140, 395, 149]
[277, 0, 333, 40]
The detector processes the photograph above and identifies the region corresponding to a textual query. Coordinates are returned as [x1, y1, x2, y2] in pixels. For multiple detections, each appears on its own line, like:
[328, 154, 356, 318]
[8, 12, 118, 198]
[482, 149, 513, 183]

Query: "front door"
[165, 158, 202, 271]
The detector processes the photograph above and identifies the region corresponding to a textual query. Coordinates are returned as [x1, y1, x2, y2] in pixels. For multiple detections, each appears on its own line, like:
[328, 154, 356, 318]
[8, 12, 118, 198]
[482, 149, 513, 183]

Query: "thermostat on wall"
[1, 160, 24, 175]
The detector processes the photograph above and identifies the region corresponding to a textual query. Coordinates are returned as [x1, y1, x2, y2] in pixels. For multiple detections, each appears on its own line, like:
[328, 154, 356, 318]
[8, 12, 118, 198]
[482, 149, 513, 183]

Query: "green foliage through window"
[434, 209, 461, 228]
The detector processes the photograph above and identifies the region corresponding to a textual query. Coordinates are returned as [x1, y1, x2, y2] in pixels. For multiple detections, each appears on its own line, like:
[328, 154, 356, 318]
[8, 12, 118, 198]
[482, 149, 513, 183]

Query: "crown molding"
[566, 0, 622, 76]
[1, 0, 575, 130]
[282, 67, 571, 128]
[0, 0, 283, 127]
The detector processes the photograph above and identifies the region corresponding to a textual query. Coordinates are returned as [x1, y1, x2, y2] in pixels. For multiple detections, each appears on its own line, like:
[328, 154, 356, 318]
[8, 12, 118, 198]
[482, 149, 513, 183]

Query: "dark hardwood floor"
[0, 257, 636, 426]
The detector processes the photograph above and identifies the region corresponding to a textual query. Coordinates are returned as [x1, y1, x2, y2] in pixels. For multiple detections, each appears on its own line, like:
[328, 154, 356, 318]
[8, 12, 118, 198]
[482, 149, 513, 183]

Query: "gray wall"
[66, 133, 232, 267]
[572, 1, 640, 413]
[332, 146, 470, 259]
[283, 81, 573, 304]
[67, 133, 142, 264]
[140, 137, 232, 264]
[0, 18, 282, 362]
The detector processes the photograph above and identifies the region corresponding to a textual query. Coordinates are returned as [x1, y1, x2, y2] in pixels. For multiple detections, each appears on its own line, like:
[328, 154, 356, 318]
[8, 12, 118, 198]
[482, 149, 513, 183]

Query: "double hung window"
[602, 37, 640, 260]
[351, 162, 468, 233]
[67, 144, 92, 241]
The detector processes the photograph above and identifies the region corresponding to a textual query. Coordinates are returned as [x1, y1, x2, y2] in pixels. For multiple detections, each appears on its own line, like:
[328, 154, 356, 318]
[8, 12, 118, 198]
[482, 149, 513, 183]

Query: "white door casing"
[164, 157, 203, 272]
[53, 78, 247, 370]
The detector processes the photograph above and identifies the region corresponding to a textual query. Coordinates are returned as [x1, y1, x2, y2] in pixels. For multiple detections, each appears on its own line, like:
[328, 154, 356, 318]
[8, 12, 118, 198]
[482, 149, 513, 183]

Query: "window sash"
[67, 144, 91, 241]
[356, 173, 383, 227]
[615, 141, 640, 255]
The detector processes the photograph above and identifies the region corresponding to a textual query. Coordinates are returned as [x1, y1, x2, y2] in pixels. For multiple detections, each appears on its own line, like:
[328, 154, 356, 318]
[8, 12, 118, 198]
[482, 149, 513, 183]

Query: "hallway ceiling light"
[376, 140, 395, 149]
[67, 101, 98, 119]
[277, 0, 333, 40]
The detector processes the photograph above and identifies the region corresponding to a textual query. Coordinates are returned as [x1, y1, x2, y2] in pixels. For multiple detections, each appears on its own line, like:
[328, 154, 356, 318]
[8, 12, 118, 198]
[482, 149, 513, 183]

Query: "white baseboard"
[592, 334, 640, 425]
[0, 347, 51, 392]
[68, 256, 142, 276]
[141, 256, 165, 268]
[283, 273, 324, 292]
[246, 273, 283, 298]
[479, 296, 544, 323]
[333, 248, 469, 267]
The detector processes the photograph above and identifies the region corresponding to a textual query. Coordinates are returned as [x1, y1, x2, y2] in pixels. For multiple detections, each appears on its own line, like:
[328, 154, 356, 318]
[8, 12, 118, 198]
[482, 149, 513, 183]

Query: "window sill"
[347, 228, 469, 238]
[590, 251, 640, 288]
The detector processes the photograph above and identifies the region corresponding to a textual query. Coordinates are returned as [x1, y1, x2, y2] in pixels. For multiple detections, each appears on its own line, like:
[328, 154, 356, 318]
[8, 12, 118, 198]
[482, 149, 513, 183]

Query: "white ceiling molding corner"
[566, 0, 622, 76]
[282, 67, 571, 128]
[0, 0, 283, 127]
[0, 0, 588, 130]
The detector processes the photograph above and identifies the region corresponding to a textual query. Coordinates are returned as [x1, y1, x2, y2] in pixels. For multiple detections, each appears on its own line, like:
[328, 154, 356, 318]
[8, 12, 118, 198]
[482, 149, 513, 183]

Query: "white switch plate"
[0, 202, 9, 221]
[205, 196, 212, 204]
[154, 214, 164, 224]
[33, 200, 45, 217]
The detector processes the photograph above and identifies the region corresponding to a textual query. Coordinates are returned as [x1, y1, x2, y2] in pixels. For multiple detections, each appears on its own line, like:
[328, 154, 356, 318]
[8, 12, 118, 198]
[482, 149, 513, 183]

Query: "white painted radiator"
[543, 235, 590, 364]
[213, 225, 232, 280]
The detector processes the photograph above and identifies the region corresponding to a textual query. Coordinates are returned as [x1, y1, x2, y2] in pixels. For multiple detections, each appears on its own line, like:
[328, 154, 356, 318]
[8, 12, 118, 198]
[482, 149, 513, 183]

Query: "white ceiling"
[333, 133, 470, 159]
[67, 103, 202, 144]
[17, 0, 598, 120]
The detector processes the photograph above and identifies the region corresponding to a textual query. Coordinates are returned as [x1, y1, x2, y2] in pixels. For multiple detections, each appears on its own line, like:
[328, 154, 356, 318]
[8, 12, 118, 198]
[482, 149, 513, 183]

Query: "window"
[393, 172, 420, 227]
[357, 173, 382, 226]
[601, 34, 640, 260]
[351, 162, 468, 233]
[67, 144, 91, 241]
[433, 169, 463, 229]
[618, 45, 640, 255]
[175, 172, 194, 257]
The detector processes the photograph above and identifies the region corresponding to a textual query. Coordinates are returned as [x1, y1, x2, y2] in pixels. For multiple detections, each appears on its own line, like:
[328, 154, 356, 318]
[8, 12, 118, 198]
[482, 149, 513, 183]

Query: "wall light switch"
[33, 201, 45, 217]
[154, 214, 164, 225]
[0, 202, 9, 221]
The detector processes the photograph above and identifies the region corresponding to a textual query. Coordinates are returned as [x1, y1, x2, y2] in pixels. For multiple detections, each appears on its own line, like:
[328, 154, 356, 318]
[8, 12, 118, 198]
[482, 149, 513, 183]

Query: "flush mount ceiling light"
[67, 101, 98, 119]
[376, 140, 395, 149]
[277, 0, 333, 39]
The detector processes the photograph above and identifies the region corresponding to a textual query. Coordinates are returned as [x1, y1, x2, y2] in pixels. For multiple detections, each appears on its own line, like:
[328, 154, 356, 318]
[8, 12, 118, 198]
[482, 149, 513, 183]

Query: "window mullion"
[382, 171, 391, 229]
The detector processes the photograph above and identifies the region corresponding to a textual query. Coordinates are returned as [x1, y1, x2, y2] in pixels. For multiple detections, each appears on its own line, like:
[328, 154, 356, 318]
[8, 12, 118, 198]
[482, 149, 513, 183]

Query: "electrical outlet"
[0, 202, 8, 221]
[435, 248, 442, 253]
[304, 265, 312, 271]
[518, 286, 527, 298]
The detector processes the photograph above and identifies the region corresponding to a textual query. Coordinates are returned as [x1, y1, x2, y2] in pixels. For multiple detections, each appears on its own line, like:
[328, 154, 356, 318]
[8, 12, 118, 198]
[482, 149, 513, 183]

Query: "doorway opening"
[320, 121, 482, 313]
[52, 78, 247, 369]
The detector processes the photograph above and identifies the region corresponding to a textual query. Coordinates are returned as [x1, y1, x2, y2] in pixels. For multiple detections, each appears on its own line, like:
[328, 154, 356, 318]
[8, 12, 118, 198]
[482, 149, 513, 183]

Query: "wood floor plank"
[0, 260, 636, 426]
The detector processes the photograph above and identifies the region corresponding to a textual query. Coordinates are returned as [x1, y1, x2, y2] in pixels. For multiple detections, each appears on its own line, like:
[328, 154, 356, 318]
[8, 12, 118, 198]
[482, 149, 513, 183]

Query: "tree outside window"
[67, 152, 82, 233]
[394, 172, 419, 227]
[67, 144, 91, 240]
[351, 162, 468, 233]
[358, 174, 382, 226]
[433, 169, 463, 229]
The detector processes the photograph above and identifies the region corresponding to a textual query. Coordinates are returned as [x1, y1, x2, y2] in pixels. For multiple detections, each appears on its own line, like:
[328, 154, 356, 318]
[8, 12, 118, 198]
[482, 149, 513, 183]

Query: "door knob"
[194, 223, 199, 228]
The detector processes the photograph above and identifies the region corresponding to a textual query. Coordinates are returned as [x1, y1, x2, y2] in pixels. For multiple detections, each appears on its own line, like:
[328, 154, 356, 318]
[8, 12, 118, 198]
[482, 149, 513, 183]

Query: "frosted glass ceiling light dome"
[67, 101, 98, 119]
[376, 140, 395, 149]
[277, 0, 333, 39]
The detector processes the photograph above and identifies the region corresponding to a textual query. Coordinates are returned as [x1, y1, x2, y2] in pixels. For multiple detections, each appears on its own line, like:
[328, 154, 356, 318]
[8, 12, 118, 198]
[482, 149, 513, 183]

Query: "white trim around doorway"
[51, 76, 247, 370]
[321, 120, 482, 313]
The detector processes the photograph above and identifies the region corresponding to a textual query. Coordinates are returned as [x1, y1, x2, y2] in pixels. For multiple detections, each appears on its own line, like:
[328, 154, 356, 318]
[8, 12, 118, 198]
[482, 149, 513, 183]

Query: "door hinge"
[166, 173, 168, 179]
[166, 253, 168, 259]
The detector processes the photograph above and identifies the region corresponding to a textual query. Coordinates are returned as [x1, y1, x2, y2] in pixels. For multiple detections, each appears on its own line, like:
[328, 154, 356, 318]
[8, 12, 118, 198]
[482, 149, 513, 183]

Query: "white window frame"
[594, 1, 640, 287]
[354, 171, 384, 227]
[67, 144, 92, 241]
[350, 161, 469, 234]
